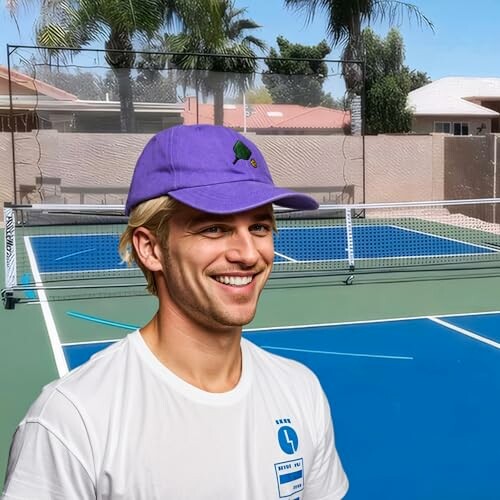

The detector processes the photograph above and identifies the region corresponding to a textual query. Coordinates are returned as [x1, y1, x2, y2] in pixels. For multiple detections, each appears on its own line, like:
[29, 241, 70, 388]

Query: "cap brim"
[168, 180, 319, 214]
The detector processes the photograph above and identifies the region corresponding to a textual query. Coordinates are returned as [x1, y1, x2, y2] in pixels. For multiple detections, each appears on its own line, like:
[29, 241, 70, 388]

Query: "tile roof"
[0, 65, 77, 101]
[183, 97, 350, 130]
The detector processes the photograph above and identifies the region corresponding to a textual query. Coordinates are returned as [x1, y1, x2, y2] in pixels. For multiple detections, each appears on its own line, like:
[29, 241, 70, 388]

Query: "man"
[3, 125, 348, 499]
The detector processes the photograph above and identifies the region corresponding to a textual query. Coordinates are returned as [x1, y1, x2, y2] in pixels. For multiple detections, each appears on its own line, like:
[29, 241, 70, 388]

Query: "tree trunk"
[341, 14, 363, 135]
[213, 76, 225, 126]
[113, 66, 135, 132]
[105, 32, 136, 133]
[342, 13, 363, 97]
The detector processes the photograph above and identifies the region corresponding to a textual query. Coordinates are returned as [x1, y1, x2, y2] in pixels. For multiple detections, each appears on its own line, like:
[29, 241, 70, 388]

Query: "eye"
[250, 223, 272, 235]
[200, 225, 226, 238]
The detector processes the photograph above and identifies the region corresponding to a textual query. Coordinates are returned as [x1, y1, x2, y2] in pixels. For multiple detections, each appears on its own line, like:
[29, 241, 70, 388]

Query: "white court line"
[54, 248, 96, 261]
[278, 224, 498, 254]
[24, 236, 69, 376]
[62, 339, 119, 347]
[274, 251, 298, 262]
[386, 224, 499, 253]
[261, 345, 414, 360]
[428, 316, 500, 350]
[244, 310, 500, 332]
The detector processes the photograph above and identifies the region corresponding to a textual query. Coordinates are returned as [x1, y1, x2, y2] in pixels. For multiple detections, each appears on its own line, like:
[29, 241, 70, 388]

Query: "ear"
[132, 227, 164, 272]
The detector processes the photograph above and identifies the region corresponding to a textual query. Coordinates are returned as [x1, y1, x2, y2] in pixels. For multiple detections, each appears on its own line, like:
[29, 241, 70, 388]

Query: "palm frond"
[369, 1, 434, 31]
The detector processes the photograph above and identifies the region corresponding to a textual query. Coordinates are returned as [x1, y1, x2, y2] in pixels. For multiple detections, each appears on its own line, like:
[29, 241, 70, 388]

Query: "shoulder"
[242, 337, 323, 392]
[22, 332, 137, 430]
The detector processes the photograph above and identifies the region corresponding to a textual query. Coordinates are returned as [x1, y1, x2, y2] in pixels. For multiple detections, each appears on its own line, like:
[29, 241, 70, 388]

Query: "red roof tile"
[0, 65, 77, 101]
[183, 97, 350, 130]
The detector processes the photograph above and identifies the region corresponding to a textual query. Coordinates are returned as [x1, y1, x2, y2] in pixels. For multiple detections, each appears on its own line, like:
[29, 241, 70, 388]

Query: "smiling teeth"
[215, 276, 253, 286]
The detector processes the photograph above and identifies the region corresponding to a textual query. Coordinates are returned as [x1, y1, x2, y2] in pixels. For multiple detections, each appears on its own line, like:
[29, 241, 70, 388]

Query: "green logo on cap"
[233, 140, 256, 167]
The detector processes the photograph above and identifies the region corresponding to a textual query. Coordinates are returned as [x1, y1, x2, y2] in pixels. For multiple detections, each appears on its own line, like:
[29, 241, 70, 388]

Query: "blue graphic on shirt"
[274, 458, 304, 498]
[278, 425, 299, 455]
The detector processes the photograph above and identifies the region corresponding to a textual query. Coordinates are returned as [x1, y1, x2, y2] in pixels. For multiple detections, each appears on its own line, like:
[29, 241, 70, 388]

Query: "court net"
[3, 198, 500, 307]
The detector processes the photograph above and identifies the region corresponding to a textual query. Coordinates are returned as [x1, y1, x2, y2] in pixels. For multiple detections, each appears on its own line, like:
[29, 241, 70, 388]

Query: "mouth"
[213, 275, 255, 287]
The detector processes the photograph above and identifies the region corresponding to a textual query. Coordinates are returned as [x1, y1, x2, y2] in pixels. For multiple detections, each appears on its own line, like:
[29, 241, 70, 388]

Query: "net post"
[345, 207, 355, 271]
[3, 205, 18, 309]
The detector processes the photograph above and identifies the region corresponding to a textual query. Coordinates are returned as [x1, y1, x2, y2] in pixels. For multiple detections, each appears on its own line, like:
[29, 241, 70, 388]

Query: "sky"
[2, 0, 500, 90]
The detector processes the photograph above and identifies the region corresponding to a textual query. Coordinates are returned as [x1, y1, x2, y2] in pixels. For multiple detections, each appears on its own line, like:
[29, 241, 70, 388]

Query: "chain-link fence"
[2, 45, 364, 208]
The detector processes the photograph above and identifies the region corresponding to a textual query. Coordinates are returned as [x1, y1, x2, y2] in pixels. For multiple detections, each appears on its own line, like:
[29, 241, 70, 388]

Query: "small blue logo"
[278, 425, 299, 455]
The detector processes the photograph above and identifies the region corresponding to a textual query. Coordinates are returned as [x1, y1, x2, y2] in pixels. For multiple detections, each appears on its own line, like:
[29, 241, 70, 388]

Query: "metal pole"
[361, 60, 366, 204]
[493, 134, 497, 224]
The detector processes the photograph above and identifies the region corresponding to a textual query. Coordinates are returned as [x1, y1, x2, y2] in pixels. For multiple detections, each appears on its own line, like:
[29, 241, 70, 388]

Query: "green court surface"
[1, 229, 500, 495]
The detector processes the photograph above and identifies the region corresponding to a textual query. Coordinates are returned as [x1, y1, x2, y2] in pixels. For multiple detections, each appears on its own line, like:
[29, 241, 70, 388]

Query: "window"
[434, 122, 451, 133]
[434, 121, 469, 135]
[453, 122, 469, 136]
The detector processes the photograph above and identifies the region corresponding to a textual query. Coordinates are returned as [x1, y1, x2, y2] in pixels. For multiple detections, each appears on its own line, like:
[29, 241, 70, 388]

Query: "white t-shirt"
[3, 331, 348, 500]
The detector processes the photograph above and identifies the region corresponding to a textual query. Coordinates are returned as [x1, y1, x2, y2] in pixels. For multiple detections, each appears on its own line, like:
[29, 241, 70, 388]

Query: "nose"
[225, 229, 259, 267]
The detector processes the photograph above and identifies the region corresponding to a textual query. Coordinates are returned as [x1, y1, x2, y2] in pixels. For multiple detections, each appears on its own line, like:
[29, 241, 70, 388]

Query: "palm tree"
[283, 0, 433, 132]
[30, 0, 223, 132]
[167, 0, 266, 125]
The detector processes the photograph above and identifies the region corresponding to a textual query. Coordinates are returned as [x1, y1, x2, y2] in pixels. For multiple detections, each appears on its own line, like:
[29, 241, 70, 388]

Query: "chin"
[216, 311, 256, 328]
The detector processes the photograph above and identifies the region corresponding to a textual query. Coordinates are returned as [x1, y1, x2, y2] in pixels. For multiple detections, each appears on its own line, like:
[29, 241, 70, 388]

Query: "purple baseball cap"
[125, 124, 318, 215]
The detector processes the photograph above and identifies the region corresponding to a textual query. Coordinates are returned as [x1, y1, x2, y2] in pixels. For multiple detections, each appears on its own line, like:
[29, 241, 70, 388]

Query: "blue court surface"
[28, 224, 495, 273]
[61, 311, 500, 500]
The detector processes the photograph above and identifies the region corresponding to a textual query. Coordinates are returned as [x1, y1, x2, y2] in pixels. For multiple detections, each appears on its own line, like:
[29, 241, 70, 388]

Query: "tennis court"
[7, 199, 500, 305]
[57, 312, 500, 499]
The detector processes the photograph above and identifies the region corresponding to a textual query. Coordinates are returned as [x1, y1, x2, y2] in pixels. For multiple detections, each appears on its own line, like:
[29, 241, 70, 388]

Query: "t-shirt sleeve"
[2, 421, 95, 500]
[2, 384, 97, 500]
[304, 380, 348, 500]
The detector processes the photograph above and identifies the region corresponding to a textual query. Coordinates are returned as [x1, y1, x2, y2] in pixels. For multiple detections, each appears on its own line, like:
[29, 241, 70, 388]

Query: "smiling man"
[2, 125, 348, 499]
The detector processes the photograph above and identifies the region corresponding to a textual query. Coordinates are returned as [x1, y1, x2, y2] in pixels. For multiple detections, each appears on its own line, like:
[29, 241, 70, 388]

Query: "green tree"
[242, 86, 273, 104]
[262, 36, 332, 106]
[408, 69, 431, 91]
[320, 93, 347, 110]
[31, 0, 222, 132]
[363, 27, 426, 134]
[283, 0, 433, 133]
[167, 0, 266, 125]
[20, 61, 109, 100]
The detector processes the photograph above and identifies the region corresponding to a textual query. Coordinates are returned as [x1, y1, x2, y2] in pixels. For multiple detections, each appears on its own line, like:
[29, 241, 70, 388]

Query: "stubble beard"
[162, 253, 261, 331]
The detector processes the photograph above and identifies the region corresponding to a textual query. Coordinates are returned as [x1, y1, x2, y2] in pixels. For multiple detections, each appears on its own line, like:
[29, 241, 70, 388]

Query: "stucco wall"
[365, 134, 439, 202]
[0, 131, 452, 220]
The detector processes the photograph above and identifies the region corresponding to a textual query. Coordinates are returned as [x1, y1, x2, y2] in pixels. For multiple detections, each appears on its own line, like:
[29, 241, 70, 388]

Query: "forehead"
[173, 203, 274, 226]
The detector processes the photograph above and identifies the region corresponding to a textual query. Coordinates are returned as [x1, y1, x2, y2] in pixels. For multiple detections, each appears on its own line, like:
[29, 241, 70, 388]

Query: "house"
[0, 65, 76, 132]
[183, 97, 350, 134]
[408, 77, 500, 135]
[0, 65, 184, 133]
[0, 65, 350, 134]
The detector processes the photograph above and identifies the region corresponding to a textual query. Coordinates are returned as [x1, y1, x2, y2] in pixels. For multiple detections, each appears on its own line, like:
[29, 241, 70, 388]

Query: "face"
[158, 204, 275, 331]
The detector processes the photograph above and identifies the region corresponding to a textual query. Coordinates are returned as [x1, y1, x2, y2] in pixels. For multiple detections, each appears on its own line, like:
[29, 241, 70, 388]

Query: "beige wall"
[0, 131, 451, 219]
[365, 134, 440, 202]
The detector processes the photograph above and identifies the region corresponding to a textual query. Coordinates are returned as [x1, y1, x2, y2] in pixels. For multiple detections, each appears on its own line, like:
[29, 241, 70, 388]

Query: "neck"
[140, 307, 243, 393]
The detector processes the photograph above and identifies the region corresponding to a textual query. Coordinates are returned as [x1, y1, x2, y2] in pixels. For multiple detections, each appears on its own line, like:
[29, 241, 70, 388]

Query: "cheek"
[260, 239, 275, 264]
[169, 240, 218, 274]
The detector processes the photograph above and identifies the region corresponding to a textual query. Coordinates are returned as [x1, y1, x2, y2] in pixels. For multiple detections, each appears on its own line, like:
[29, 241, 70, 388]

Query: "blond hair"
[119, 196, 180, 296]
